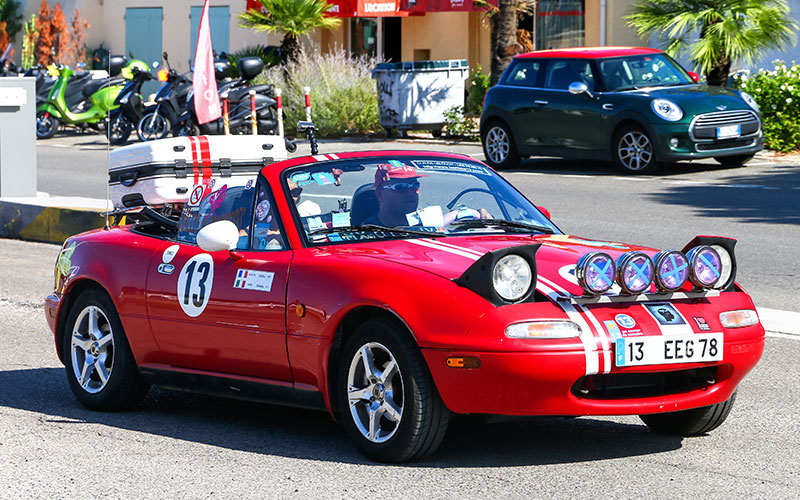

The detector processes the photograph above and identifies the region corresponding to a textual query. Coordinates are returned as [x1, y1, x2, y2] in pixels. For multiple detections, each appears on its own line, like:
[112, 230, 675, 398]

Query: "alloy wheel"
[346, 342, 404, 443]
[70, 305, 115, 394]
[485, 126, 510, 164]
[617, 130, 654, 171]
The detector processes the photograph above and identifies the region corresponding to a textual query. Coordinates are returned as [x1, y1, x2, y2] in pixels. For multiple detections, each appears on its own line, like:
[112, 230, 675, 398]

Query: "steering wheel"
[446, 188, 494, 211]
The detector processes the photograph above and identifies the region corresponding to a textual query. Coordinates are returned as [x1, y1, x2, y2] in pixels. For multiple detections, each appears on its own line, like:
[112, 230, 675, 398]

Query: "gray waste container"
[372, 59, 469, 138]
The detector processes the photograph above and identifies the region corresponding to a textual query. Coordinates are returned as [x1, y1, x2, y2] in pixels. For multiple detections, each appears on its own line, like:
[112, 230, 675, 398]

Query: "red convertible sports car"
[45, 145, 764, 462]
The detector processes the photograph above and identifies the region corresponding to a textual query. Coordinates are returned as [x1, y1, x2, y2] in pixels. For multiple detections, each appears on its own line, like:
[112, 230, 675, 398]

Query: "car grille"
[690, 110, 760, 140]
[696, 138, 757, 151]
[571, 367, 718, 399]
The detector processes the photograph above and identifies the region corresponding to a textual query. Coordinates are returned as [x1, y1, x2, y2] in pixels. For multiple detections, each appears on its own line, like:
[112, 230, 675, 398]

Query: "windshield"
[599, 53, 693, 91]
[283, 156, 560, 245]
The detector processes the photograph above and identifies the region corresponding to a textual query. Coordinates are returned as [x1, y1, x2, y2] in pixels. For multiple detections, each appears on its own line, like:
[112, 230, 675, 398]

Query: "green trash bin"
[371, 59, 469, 138]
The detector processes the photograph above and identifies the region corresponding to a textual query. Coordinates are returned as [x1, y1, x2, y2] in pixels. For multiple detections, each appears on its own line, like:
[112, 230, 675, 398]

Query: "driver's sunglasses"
[290, 186, 303, 198]
[381, 181, 420, 193]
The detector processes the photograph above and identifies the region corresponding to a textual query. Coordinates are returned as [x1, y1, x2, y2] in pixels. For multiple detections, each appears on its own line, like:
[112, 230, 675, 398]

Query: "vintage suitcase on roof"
[109, 135, 288, 208]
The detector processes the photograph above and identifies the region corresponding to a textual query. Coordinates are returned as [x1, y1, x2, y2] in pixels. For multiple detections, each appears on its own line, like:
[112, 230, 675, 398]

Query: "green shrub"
[255, 49, 381, 136]
[443, 105, 478, 139]
[464, 65, 490, 117]
[732, 60, 800, 152]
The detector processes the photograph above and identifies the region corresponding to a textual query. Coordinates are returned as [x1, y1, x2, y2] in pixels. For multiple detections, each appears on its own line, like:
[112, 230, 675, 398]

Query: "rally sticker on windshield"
[177, 254, 214, 317]
[233, 270, 274, 292]
[410, 159, 489, 175]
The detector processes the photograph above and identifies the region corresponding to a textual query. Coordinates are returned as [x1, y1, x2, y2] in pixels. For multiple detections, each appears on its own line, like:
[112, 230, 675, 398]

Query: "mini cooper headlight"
[651, 99, 683, 121]
[740, 91, 760, 112]
[719, 309, 759, 329]
[686, 245, 722, 288]
[493, 254, 532, 302]
[576, 252, 615, 296]
[653, 249, 689, 292]
[616, 251, 654, 294]
[505, 320, 582, 339]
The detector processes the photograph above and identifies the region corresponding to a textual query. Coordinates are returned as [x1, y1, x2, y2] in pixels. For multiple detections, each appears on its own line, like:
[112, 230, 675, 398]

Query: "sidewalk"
[0, 193, 108, 244]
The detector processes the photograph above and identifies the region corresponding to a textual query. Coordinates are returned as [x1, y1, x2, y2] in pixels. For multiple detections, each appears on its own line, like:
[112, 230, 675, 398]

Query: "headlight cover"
[653, 249, 689, 292]
[576, 252, 615, 295]
[651, 99, 683, 121]
[686, 245, 722, 288]
[616, 251, 654, 294]
[505, 320, 582, 339]
[720, 309, 759, 329]
[740, 91, 760, 112]
[492, 254, 532, 302]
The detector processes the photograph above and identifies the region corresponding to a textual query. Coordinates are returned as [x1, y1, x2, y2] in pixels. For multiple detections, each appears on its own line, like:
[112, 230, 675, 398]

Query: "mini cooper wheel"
[639, 392, 736, 436]
[481, 121, 520, 170]
[613, 125, 660, 174]
[63, 289, 148, 411]
[36, 111, 59, 139]
[337, 318, 450, 463]
[714, 154, 754, 167]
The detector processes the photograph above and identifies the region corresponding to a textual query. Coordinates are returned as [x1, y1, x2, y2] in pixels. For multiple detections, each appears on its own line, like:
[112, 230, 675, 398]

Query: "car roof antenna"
[297, 121, 319, 156]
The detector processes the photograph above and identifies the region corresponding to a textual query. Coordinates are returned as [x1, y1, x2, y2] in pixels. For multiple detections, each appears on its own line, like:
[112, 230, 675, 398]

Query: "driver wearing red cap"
[362, 163, 428, 227]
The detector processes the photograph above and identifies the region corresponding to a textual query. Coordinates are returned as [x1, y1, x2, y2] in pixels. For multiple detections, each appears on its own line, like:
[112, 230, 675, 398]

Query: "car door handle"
[534, 100, 549, 105]
[602, 103, 614, 111]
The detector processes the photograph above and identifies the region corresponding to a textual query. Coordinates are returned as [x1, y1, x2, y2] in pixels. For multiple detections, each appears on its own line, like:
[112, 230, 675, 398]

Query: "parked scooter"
[174, 56, 278, 137]
[108, 64, 156, 145]
[136, 52, 194, 142]
[36, 55, 148, 139]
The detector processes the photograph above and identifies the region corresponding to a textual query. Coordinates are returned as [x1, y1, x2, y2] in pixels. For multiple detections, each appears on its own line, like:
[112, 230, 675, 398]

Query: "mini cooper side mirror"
[568, 81, 593, 99]
[197, 220, 240, 253]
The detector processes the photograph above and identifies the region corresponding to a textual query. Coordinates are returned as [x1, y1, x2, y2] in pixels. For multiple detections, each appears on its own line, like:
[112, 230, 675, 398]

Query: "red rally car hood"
[339, 234, 652, 295]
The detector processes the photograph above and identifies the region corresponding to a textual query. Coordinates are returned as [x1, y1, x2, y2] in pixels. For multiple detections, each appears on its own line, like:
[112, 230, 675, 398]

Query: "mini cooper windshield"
[599, 53, 694, 91]
[285, 156, 559, 244]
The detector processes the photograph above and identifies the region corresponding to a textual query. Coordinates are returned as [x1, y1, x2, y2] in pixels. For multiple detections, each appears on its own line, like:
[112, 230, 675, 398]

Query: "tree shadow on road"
[0, 367, 683, 466]
[646, 164, 800, 225]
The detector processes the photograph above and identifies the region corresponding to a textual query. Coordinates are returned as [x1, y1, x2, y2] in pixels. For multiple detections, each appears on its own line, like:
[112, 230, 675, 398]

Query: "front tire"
[613, 125, 660, 174]
[62, 289, 148, 411]
[337, 318, 450, 463]
[137, 111, 171, 142]
[481, 120, 520, 170]
[108, 111, 132, 145]
[36, 110, 59, 139]
[639, 392, 736, 436]
[714, 154, 754, 167]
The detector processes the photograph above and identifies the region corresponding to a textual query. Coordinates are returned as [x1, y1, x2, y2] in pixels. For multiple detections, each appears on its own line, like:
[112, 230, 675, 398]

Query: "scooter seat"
[81, 77, 126, 98]
[227, 84, 273, 102]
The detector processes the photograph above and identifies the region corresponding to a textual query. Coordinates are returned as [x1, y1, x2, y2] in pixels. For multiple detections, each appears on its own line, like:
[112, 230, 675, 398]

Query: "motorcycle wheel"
[137, 112, 171, 142]
[174, 120, 200, 137]
[36, 111, 59, 139]
[108, 113, 132, 145]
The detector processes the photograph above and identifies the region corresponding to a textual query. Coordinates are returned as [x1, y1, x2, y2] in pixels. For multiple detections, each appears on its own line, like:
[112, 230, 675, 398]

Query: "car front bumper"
[650, 121, 764, 162]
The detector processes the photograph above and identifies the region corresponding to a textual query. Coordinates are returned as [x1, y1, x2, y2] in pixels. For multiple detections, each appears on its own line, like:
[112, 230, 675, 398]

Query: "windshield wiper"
[309, 224, 443, 238]
[449, 219, 555, 234]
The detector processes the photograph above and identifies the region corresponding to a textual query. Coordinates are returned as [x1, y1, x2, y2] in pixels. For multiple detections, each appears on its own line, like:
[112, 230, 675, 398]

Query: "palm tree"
[239, 0, 340, 64]
[626, 0, 797, 86]
[490, 0, 519, 86]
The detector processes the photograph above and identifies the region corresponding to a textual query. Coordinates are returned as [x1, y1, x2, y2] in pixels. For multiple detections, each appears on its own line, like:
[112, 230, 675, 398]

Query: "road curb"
[758, 308, 800, 337]
[0, 196, 107, 245]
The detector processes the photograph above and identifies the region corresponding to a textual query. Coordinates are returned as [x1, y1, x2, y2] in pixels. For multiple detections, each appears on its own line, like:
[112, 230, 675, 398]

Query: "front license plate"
[615, 333, 723, 367]
[716, 124, 741, 139]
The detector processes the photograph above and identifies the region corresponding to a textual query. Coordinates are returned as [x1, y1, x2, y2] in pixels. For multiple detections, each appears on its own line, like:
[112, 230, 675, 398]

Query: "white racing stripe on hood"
[538, 276, 612, 374]
[410, 239, 601, 376]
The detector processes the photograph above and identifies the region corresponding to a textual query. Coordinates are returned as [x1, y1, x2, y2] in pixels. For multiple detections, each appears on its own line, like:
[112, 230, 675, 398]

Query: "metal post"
[249, 90, 258, 135]
[275, 88, 284, 137]
[222, 92, 230, 135]
[304, 86, 312, 122]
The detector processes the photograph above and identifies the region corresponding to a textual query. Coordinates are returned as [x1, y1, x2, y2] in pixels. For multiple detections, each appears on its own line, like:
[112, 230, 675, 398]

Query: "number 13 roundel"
[177, 254, 214, 317]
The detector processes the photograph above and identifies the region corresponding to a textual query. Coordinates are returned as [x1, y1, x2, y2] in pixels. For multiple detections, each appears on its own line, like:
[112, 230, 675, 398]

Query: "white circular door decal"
[177, 254, 214, 317]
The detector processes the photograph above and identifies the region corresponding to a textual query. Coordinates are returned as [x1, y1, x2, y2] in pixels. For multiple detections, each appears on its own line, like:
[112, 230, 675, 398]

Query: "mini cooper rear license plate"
[716, 124, 741, 139]
[615, 333, 723, 367]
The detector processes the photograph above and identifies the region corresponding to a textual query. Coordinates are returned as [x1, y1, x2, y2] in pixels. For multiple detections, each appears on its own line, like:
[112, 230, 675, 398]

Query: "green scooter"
[36, 56, 148, 139]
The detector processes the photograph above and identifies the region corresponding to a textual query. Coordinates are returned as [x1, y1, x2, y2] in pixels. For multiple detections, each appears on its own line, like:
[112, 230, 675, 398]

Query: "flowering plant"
[732, 60, 800, 152]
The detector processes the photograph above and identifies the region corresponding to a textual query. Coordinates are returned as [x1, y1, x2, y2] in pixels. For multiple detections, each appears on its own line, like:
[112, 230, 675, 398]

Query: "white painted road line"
[758, 307, 800, 338]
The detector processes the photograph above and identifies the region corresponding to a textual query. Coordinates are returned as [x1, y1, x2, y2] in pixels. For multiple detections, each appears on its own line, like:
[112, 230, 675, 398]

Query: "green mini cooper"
[480, 47, 763, 173]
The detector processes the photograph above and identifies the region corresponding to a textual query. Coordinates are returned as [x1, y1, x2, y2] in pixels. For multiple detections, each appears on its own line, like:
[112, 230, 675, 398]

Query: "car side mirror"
[568, 81, 593, 98]
[537, 205, 551, 220]
[687, 71, 700, 83]
[197, 220, 239, 253]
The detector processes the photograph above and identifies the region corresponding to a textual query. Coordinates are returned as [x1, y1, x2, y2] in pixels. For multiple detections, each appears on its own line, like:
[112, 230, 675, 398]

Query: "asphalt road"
[36, 134, 800, 312]
[0, 237, 798, 498]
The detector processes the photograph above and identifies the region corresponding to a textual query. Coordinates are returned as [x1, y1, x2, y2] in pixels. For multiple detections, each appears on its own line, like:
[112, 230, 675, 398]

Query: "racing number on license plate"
[615, 333, 723, 366]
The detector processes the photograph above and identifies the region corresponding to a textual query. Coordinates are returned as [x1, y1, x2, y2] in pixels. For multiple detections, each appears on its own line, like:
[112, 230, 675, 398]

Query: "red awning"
[326, 0, 414, 17]
[401, 0, 496, 12]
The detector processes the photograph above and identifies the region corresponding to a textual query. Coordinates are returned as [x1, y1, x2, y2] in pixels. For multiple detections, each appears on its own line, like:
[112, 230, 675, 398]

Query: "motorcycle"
[36, 55, 148, 139]
[136, 52, 194, 142]
[174, 56, 278, 137]
[108, 64, 156, 145]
